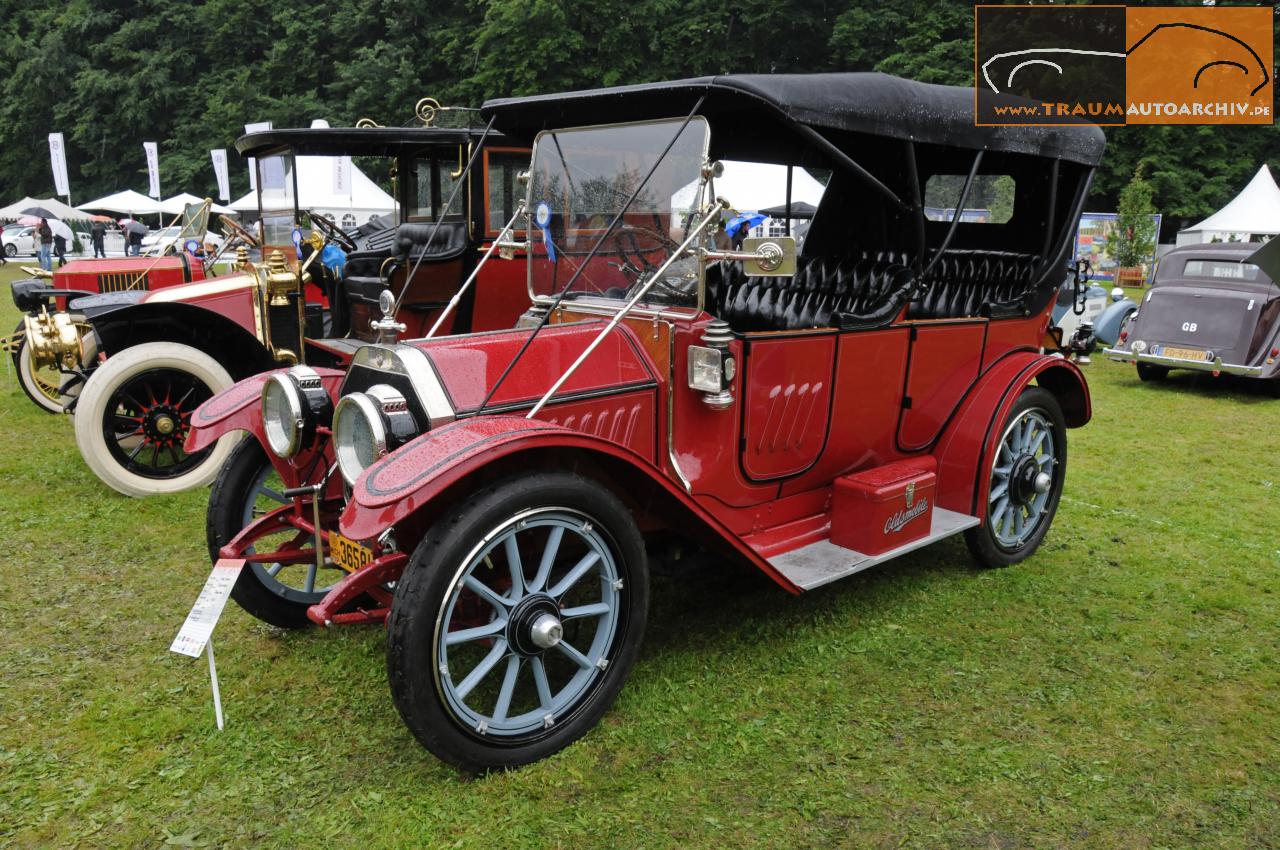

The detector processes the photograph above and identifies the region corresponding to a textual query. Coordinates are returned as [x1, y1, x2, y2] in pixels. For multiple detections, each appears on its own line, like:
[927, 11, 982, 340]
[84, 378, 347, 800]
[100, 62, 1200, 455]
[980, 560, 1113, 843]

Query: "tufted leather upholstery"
[708, 254, 917, 332]
[908, 250, 1041, 319]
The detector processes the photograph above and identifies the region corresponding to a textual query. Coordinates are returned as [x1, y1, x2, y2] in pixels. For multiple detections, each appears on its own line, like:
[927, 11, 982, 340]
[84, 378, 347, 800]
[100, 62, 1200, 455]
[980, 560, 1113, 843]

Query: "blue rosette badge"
[535, 201, 556, 262]
[292, 227, 304, 259]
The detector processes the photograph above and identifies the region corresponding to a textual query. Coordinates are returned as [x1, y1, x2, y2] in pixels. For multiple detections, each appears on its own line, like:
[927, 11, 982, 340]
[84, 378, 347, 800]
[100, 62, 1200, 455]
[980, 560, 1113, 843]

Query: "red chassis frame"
[191, 298, 1089, 626]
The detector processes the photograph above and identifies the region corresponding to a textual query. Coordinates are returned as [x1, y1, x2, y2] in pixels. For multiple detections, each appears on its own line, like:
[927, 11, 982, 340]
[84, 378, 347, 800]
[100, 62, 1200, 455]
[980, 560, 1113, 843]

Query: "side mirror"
[741, 236, 796, 277]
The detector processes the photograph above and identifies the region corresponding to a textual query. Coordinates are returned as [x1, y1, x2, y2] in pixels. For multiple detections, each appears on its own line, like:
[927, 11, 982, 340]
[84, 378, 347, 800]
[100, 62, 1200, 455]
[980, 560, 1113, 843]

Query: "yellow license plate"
[1161, 345, 1209, 362]
[330, 532, 374, 573]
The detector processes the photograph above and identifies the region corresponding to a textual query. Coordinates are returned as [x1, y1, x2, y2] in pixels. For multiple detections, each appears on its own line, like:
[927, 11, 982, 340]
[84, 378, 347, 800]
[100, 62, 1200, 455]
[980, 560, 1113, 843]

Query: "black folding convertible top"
[234, 126, 503, 159]
[481, 73, 1105, 166]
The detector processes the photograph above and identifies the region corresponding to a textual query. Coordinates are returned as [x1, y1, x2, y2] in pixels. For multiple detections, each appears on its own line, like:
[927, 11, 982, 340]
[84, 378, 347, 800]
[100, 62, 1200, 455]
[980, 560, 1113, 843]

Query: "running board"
[768, 508, 980, 591]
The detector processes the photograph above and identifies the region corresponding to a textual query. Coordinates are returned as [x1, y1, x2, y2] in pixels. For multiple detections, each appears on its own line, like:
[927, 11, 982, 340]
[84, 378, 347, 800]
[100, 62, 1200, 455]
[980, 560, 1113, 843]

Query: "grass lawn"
[0, 264, 1277, 848]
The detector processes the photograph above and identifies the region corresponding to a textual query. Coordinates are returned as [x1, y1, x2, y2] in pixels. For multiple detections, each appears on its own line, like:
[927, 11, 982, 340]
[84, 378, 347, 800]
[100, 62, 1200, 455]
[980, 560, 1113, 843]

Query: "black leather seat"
[708, 253, 917, 332]
[908, 250, 1041, 319]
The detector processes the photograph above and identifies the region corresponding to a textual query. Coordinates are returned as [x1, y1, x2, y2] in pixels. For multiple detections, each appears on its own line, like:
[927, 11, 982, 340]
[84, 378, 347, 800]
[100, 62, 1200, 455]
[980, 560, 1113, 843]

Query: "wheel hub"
[142, 405, 185, 444]
[1010, 454, 1047, 505]
[507, 594, 563, 656]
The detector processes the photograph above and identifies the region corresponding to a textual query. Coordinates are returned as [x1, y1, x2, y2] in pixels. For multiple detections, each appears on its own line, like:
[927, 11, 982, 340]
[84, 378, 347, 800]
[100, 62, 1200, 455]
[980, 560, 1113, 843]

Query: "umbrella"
[47, 220, 74, 242]
[725, 212, 767, 237]
[88, 214, 114, 223]
[17, 215, 41, 226]
[123, 220, 149, 235]
[20, 206, 60, 220]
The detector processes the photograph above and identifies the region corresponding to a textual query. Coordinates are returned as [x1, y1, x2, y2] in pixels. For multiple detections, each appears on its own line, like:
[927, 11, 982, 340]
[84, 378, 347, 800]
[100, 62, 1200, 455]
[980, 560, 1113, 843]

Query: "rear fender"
[934, 353, 1089, 520]
[1093, 298, 1137, 346]
[341, 417, 802, 593]
[186, 367, 345, 453]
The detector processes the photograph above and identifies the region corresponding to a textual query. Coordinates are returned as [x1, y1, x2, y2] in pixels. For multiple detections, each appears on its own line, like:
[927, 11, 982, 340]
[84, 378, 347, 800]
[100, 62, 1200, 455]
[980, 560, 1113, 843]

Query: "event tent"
[158, 192, 236, 216]
[229, 156, 395, 226]
[78, 189, 161, 216]
[671, 161, 827, 215]
[0, 195, 91, 221]
[1176, 164, 1280, 245]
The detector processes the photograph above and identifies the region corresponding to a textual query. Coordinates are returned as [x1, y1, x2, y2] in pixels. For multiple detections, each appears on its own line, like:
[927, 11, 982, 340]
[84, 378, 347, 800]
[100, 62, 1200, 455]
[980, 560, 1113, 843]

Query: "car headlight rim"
[334, 392, 389, 486]
[262, 372, 306, 458]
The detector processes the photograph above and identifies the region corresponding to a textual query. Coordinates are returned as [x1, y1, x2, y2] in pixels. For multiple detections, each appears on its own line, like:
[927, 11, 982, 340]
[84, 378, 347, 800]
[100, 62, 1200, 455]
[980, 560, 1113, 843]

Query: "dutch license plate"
[330, 532, 373, 573]
[1161, 345, 1209, 362]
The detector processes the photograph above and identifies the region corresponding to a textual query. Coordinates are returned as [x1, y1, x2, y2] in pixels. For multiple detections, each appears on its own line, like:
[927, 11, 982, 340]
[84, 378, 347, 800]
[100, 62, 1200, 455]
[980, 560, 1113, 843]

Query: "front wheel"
[386, 471, 649, 772]
[207, 440, 347, 628]
[965, 387, 1067, 568]
[11, 325, 67, 413]
[3, 244, 15, 258]
[73, 341, 239, 496]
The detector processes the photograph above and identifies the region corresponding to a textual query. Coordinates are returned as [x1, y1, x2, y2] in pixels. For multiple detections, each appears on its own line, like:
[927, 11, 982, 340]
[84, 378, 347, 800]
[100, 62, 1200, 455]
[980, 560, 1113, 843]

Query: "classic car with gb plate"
[186, 73, 1104, 771]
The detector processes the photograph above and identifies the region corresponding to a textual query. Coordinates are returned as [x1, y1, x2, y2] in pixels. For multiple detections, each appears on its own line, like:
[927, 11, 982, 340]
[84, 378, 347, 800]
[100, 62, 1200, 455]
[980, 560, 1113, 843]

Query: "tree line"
[2, 0, 1275, 237]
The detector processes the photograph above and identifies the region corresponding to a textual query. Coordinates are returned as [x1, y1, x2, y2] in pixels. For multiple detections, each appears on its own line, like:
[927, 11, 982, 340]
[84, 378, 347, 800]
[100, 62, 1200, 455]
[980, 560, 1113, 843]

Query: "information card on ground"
[170, 559, 245, 658]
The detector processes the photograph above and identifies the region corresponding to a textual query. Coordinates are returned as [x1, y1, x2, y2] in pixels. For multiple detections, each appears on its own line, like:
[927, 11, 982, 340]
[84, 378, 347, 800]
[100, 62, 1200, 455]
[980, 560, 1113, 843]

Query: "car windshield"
[526, 118, 710, 312]
[257, 153, 297, 246]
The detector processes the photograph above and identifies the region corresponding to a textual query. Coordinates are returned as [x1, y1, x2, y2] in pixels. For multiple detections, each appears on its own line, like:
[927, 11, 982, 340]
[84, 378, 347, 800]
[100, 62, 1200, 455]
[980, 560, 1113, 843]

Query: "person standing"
[91, 220, 106, 258]
[53, 232, 67, 267]
[37, 218, 53, 271]
[128, 225, 144, 256]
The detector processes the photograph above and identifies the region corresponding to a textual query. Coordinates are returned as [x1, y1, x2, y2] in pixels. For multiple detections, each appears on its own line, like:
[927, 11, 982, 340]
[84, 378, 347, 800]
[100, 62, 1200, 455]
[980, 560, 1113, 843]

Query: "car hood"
[1130, 284, 1280, 364]
[409, 321, 659, 414]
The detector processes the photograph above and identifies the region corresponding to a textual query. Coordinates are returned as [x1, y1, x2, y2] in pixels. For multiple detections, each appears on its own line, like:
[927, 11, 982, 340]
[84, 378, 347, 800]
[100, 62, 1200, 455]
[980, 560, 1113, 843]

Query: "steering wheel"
[616, 223, 695, 301]
[219, 214, 259, 249]
[309, 212, 357, 252]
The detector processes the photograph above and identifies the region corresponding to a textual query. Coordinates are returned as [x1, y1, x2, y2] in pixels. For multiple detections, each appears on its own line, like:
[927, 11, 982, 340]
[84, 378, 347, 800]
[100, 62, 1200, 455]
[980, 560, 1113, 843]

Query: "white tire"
[14, 335, 68, 413]
[74, 341, 240, 497]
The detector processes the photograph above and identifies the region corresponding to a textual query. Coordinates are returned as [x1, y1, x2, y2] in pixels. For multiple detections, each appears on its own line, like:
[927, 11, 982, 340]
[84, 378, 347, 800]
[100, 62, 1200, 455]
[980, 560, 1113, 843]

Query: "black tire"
[4, 244, 15, 258]
[207, 439, 340, 629]
[965, 387, 1067, 568]
[386, 470, 649, 772]
[1136, 363, 1168, 382]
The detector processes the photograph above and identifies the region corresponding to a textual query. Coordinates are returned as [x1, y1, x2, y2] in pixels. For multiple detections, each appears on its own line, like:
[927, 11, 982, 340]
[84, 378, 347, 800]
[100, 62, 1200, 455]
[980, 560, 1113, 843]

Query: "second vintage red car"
[187, 73, 1105, 771]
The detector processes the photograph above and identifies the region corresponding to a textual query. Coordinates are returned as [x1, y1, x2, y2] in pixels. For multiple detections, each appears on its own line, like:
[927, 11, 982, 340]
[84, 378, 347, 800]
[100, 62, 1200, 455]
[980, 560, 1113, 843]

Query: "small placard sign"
[170, 559, 245, 658]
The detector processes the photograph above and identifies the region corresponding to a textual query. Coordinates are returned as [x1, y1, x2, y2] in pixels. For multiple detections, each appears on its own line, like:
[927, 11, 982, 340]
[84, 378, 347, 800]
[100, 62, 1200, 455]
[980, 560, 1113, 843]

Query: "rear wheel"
[4, 244, 15, 258]
[386, 471, 649, 772]
[73, 341, 238, 496]
[1136, 363, 1168, 382]
[965, 387, 1066, 568]
[207, 440, 347, 628]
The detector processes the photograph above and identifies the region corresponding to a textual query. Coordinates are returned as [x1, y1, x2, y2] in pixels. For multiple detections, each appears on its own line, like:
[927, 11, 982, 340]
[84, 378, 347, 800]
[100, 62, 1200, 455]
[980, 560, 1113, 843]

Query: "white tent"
[0, 195, 91, 221]
[158, 192, 236, 216]
[78, 189, 161, 216]
[230, 156, 395, 226]
[1176, 164, 1280, 245]
[671, 161, 827, 214]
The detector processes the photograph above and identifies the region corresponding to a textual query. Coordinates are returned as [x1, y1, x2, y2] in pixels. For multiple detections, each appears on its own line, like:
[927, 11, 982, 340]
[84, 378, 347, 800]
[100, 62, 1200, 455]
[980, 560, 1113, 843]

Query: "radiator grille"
[268, 299, 301, 357]
[97, 272, 147, 293]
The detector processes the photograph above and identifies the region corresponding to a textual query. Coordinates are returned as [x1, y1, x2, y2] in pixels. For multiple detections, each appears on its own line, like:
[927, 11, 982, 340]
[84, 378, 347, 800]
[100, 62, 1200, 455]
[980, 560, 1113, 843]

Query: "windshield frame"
[523, 116, 713, 320]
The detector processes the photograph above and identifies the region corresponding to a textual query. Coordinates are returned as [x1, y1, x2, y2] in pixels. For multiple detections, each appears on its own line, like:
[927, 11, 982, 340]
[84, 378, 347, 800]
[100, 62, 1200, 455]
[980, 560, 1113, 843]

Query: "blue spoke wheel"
[387, 471, 649, 772]
[965, 387, 1067, 568]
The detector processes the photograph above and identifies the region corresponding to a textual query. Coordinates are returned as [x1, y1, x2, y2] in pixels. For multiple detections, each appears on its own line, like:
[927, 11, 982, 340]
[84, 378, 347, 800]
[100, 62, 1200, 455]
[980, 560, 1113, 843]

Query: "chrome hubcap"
[530, 613, 563, 650]
[988, 408, 1057, 549]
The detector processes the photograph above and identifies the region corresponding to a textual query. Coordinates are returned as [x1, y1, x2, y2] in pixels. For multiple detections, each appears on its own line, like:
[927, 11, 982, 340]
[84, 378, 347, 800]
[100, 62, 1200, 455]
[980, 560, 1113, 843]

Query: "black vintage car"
[1105, 242, 1280, 396]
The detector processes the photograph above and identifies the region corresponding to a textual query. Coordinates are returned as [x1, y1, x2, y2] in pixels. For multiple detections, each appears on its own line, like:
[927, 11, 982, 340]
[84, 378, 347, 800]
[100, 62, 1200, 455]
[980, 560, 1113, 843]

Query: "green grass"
[1, 263, 1277, 849]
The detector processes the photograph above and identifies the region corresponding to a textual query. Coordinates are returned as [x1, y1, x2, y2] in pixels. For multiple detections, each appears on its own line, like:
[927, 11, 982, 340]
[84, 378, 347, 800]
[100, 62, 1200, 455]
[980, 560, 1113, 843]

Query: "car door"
[738, 332, 837, 481]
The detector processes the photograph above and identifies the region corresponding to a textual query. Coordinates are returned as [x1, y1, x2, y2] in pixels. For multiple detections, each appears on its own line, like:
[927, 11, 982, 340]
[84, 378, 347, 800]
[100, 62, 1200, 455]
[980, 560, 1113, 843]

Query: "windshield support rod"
[920, 149, 984, 281]
[424, 202, 526, 338]
[903, 141, 925, 273]
[390, 116, 497, 318]
[1039, 158, 1060, 260]
[790, 123, 909, 213]
[526, 200, 726, 419]
[475, 95, 708, 415]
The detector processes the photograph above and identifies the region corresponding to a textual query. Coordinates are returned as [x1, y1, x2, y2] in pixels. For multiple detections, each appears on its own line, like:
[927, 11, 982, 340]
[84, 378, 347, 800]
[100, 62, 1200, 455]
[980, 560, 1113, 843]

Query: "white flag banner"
[48, 133, 69, 197]
[210, 149, 230, 202]
[143, 141, 160, 198]
[244, 121, 272, 192]
[333, 155, 351, 197]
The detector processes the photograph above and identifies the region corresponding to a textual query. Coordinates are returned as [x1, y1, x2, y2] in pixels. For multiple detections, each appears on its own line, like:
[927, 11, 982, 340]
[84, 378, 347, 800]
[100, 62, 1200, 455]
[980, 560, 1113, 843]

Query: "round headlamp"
[333, 384, 419, 485]
[262, 366, 332, 458]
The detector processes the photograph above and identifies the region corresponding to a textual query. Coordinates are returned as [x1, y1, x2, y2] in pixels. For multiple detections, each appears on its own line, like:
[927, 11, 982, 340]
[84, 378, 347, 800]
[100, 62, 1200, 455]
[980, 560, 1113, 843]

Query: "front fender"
[340, 417, 803, 593]
[934, 353, 1089, 520]
[186, 367, 346, 452]
[1093, 299, 1137, 345]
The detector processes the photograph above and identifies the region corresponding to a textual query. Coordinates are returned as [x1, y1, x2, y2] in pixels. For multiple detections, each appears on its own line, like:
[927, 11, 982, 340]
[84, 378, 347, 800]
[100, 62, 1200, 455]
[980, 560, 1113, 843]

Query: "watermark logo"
[975, 5, 1273, 126]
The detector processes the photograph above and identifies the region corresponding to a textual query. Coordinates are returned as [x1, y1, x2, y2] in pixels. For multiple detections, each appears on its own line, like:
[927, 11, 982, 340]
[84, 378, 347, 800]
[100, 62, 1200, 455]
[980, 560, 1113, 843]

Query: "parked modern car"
[1105, 242, 1280, 395]
[16, 119, 531, 496]
[3, 225, 37, 257]
[188, 72, 1104, 771]
[141, 225, 226, 255]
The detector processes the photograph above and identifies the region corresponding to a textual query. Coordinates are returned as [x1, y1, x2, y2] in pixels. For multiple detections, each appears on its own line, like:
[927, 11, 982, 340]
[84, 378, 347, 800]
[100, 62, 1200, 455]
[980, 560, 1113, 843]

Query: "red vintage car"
[15, 121, 530, 496]
[188, 73, 1105, 771]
